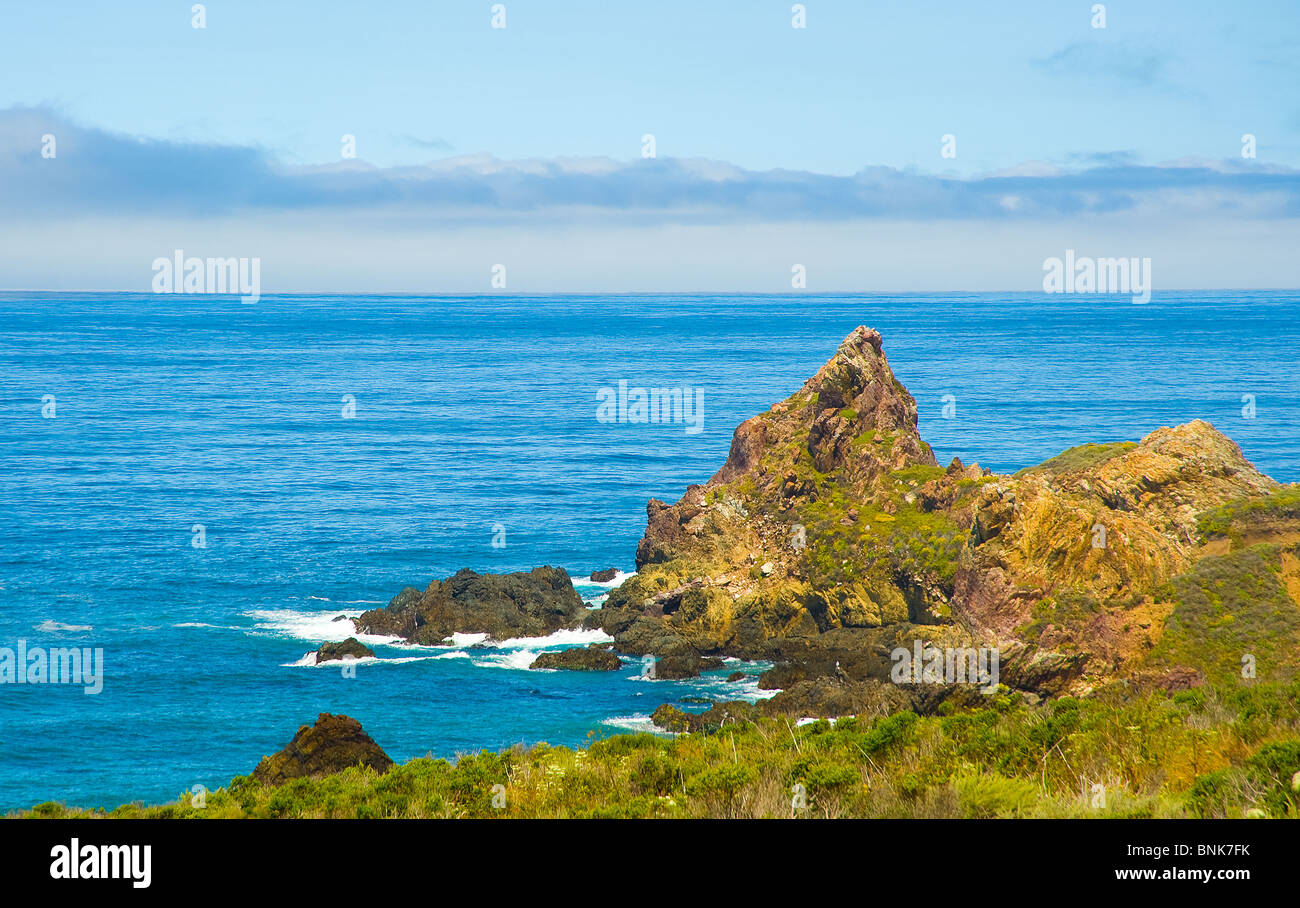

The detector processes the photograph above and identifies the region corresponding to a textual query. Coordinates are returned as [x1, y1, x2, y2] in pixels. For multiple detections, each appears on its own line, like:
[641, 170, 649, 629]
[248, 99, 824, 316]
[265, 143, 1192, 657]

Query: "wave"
[491, 627, 612, 649]
[473, 649, 544, 671]
[33, 620, 93, 633]
[244, 607, 399, 647]
[578, 569, 636, 589]
[284, 651, 444, 669]
[599, 714, 673, 735]
[688, 668, 779, 703]
[618, 661, 779, 702]
[455, 628, 615, 671]
[796, 716, 840, 727]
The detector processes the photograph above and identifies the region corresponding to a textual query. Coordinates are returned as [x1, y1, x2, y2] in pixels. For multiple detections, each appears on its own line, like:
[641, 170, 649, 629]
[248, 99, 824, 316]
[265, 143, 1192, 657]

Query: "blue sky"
[2, 0, 1299, 290]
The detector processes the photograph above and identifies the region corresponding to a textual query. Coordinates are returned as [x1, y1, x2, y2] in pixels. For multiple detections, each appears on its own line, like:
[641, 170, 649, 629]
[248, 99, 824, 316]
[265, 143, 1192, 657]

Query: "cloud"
[1065, 150, 1140, 168]
[1033, 42, 1170, 88]
[5, 107, 1299, 225]
[395, 133, 453, 153]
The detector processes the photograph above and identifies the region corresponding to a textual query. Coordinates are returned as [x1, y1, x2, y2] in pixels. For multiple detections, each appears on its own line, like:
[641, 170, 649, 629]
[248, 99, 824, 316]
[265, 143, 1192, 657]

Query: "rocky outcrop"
[590, 568, 619, 582]
[599, 326, 1295, 708]
[356, 566, 586, 644]
[531, 645, 623, 671]
[315, 637, 374, 663]
[251, 714, 394, 786]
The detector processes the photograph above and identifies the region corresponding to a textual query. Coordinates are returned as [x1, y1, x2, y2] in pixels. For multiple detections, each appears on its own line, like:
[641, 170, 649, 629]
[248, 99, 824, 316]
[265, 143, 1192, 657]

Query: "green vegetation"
[801, 475, 964, 596]
[1017, 589, 1103, 646]
[1149, 544, 1300, 684]
[21, 682, 1300, 819]
[1015, 441, 1137, 477]
[1197, 484, 1300, 542]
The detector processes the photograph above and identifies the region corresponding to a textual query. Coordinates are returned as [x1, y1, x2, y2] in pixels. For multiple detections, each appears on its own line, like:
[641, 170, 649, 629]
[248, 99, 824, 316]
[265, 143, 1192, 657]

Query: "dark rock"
[758, 678, 914, 719]
[332, 615, 351, 622]
[611, 617, 694, 657]
[582, 605, 640, 637]
[726, 671, 747, 682]
[651, 641, 724, 679]
[315, 637, 374, 663]
[755, 629, 896, 689]
[531, 645, 622, 671]
[651, 701, 756, 734]
[355, 566, 586, 643]
[251, 713, 394, 786]
[590, 568, 619, 582]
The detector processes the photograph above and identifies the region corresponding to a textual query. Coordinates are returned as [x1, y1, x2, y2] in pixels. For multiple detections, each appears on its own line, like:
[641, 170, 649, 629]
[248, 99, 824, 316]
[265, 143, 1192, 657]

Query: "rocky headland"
[591, 326, 1299, 724]
[345, 326, 1300, 726]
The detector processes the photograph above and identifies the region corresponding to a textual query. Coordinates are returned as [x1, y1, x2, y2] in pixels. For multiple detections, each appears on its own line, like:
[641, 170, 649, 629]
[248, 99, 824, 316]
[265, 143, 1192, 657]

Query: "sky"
[2, 0, 1299, 291]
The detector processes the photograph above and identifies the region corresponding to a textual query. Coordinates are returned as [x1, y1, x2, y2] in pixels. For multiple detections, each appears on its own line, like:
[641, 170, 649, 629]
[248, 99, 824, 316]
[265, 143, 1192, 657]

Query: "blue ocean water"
[0, 290, 1296, 810]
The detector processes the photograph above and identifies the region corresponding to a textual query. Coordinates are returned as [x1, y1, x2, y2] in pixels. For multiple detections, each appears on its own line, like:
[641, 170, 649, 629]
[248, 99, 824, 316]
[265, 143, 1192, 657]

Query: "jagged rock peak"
[710, 325, 934, 487]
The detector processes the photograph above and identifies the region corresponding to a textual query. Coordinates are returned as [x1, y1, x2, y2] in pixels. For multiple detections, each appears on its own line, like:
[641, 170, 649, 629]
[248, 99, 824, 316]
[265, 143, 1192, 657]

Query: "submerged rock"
[251, 713, 394, 786]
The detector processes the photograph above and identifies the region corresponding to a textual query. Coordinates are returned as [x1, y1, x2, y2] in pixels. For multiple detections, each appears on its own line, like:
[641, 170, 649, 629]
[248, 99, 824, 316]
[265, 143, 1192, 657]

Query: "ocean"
[0, 290, 1296, 810]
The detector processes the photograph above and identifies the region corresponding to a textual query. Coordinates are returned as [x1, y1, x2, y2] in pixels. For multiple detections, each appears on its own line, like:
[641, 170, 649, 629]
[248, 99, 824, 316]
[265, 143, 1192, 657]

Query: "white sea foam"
[33, 620, 93, 633]
[620, 661, 778, 701]
[579, 569, 636, 589]
[691, 668, 779, 703]
[284, 651, 443, 669]
[428, 627, 616, 666]
[245, 607, 398, 646]
[600, 714, 673, 735]
[492, 627, 612, 649]
[474, 649, 544, 671]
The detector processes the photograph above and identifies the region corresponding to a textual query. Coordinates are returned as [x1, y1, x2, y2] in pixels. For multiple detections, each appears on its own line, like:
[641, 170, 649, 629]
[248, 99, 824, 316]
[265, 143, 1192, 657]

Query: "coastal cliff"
[335, 326, 1299, 709]
[587, 327, 1298, 705]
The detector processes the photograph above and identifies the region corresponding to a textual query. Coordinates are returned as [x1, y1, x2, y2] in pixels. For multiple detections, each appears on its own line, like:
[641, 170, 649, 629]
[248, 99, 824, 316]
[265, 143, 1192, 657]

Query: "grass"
[1197, 484, 1300, 541]
[18, 681, 1300, 820]
[1149, 544, 1300, 684]
[1015, 441, 1137, 477]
